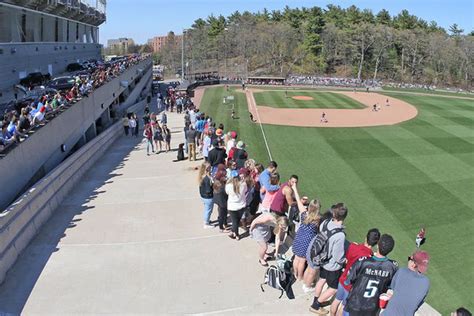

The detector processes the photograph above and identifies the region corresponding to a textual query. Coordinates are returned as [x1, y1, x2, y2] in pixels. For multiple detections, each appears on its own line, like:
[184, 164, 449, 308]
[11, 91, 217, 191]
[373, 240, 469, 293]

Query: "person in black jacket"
[234, 141, 248, 169]
[199, 162, 214, 229]
[213, 171, 229, 232]
[208, 139, 227, 175]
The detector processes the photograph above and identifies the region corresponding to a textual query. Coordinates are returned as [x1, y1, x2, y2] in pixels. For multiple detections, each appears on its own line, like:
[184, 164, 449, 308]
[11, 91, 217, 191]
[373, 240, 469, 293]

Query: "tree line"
[158, 5, 473, 88]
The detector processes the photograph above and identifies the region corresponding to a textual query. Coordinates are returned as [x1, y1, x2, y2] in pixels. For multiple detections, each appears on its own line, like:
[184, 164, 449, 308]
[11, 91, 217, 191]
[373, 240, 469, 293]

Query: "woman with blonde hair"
[198, 162, 214, 229]
[225, 174, 248, 240]
[250, 213, 289, 267]
[291, 183, 321, 292]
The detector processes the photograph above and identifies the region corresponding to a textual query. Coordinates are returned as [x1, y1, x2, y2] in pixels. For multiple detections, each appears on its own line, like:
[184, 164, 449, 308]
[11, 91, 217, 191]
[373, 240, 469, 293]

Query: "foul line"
[247, 90, 273, 161]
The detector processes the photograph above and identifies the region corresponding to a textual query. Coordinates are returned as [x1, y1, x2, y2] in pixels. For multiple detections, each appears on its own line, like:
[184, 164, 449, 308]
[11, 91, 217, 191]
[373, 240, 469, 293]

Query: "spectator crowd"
[287, 75, 381, 88]
[0, 54, 149, 154]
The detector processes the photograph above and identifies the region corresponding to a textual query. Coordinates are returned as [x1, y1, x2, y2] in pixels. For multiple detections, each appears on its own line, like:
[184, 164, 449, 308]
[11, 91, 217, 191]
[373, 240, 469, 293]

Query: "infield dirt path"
[246, 89, 419, 128]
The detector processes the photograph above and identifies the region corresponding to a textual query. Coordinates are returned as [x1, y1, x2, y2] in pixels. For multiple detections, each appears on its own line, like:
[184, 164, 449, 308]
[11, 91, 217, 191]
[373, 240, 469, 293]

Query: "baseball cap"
[237, 141, 245, 149]
[412, 250, 430, 273]
[230, 131, 237, 139]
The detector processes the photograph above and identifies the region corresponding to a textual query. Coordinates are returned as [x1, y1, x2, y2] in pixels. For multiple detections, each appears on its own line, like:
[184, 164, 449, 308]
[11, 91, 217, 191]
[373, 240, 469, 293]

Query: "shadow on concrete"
[0, 133, 144, 315]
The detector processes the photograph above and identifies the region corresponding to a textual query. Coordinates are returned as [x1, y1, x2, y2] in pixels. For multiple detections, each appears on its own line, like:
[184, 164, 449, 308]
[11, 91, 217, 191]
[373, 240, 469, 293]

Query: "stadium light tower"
[181, 29, 188, 80]
[224, 27, 228, 79]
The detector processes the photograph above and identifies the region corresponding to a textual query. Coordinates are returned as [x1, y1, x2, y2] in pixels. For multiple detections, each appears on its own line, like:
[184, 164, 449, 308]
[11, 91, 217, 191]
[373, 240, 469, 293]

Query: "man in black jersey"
[344, 234, 398, 316]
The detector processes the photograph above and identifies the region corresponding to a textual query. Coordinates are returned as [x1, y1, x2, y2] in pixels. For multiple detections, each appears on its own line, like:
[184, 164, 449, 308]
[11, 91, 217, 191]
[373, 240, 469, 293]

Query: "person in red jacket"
[330, 228, 380, 316]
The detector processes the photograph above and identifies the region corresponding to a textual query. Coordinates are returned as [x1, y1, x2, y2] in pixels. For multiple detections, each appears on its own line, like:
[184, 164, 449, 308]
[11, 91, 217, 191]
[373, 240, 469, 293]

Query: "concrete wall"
[0, 116, 128, 285]
[0, 42, 102, 101]
[0, 58, 153, 210]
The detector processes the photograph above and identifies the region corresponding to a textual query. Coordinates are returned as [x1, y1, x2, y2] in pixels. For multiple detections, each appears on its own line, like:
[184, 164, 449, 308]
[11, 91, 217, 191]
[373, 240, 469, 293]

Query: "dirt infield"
[246, 89, 418, 128]
[292, 96, 314, 101]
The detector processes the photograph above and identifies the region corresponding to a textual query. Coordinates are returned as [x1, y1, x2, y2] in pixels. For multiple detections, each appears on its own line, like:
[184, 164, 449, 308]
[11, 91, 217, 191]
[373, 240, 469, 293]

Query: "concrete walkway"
[0, 110, 440, 315]
[0, 111, 314, 315]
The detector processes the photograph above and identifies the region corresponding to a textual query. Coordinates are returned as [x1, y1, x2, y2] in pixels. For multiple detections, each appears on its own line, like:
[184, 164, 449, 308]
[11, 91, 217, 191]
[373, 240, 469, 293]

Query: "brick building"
[147, 34, 182, 53]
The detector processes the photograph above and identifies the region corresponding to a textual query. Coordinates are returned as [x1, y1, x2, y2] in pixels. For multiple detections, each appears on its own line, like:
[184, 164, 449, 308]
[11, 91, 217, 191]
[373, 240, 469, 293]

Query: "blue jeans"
[201, 198, 214, 225]
[146, 139, 154, 154]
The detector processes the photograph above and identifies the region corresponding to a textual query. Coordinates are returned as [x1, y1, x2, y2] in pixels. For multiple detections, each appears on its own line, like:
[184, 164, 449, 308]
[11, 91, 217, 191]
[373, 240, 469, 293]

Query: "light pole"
[246, 58, 249, 80]
[181, 30, 185, 80]
[223, 27, 228, 79]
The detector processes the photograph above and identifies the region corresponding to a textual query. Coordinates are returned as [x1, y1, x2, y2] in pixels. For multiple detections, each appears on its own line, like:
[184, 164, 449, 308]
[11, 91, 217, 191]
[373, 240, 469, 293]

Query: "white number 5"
[364, 280, 380, 298]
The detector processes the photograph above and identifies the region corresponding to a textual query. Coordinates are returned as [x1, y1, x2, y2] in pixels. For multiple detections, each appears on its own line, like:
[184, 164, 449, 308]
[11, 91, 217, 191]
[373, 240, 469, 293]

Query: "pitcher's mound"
[292, 96, 314, 101]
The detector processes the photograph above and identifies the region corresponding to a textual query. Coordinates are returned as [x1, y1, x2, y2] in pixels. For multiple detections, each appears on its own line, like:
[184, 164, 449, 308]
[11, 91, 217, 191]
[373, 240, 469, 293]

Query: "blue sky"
[100, 0, 474, 45]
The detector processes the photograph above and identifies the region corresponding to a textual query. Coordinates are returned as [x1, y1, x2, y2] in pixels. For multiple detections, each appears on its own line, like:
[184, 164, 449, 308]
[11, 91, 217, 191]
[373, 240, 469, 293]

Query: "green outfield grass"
[253, 90, 365, 109]
[199, 86, 474, 314]
[382, 86, 474, 98]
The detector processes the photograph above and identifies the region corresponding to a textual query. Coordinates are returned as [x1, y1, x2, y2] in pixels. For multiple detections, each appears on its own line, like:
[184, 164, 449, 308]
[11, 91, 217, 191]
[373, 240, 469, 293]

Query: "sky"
[100, 0, 474, 45]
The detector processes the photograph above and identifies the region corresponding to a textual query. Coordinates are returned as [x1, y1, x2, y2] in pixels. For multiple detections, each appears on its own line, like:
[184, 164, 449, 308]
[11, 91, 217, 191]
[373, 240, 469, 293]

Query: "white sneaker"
[302, 284, 315, 293]
[203, 224, 214, 229]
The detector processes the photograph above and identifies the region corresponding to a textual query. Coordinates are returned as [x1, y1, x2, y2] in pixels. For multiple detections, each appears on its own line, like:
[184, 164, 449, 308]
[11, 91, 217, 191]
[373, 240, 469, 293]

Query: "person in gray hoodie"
[310, 203, 348, 315]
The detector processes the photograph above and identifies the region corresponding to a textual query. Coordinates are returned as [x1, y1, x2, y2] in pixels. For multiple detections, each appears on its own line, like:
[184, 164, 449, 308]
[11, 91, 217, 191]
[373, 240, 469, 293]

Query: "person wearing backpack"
[309, 203, 348, 315]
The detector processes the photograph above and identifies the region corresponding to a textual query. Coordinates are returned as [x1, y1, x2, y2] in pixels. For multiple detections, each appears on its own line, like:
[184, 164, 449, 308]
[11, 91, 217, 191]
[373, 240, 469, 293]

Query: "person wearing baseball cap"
[234, 141, 248, 169]
[226, 130, 237, 155]
[382, 250, 430, 316]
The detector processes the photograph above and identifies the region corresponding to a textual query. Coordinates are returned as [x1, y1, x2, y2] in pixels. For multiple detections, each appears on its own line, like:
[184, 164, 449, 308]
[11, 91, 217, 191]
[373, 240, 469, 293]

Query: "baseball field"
[198, 86, 474, 314]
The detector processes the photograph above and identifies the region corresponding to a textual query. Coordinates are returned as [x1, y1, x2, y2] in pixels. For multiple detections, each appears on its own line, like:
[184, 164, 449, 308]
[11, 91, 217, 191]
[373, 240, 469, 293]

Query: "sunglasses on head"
[408, 256, 413, 262]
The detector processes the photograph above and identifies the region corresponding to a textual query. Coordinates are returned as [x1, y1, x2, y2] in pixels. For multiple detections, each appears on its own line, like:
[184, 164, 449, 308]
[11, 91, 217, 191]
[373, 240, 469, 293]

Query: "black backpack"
[306, 219, 345, 268]
[260, 256, 296, 299]
[260, 265, 286, 298]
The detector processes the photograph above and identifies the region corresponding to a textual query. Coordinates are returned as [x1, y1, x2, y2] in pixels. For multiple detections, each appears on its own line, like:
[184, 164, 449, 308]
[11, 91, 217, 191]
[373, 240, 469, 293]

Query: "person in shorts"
[309, 204, 348, 315]
[330, 228, 380, 316]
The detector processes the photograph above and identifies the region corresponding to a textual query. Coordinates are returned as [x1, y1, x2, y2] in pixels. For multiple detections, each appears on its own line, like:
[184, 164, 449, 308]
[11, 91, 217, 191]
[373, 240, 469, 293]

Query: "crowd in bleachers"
[193, 74, 221, 81]
[248, 78, 285, 85]
[0, 54, 149, 154]
[383, 82, 437, 91]
[286, 75, 381, 88]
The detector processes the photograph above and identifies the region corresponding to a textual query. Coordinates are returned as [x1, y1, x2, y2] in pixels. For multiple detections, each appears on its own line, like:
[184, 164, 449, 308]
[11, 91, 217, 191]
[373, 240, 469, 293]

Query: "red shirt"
[339, 243, 373, 291]
[228, 147, 237, 160]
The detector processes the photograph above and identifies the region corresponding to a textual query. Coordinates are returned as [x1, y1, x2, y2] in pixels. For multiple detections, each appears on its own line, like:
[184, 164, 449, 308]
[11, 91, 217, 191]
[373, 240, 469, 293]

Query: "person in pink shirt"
[260, 172, 280, 213]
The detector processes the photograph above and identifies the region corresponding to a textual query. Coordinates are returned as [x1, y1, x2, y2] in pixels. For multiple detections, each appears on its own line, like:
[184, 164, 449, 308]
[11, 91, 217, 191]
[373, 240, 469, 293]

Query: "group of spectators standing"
[247, 78, 285, 85]
[0, 54, 148, 153]
[161, 86, 193, 113]
[126, 106, 171, 155]
[383, 82, 437, 91]
[192, 112, 470, 315]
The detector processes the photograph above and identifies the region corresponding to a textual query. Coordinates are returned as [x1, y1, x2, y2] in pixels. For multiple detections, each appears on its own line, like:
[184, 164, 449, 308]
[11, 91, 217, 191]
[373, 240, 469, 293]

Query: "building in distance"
[147, 33, 182, 53]
[107, 37, 135, 55]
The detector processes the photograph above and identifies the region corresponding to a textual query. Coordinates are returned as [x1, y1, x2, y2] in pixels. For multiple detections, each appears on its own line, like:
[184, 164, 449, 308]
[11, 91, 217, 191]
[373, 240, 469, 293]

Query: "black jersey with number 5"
[344, 256, 398, 314]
